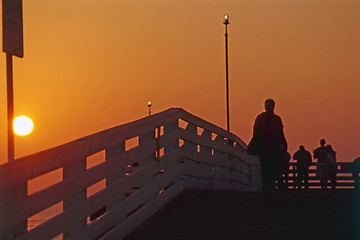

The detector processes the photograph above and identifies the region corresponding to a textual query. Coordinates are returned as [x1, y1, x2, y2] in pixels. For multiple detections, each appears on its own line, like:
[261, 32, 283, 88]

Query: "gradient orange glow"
[0, 0, 359, 164]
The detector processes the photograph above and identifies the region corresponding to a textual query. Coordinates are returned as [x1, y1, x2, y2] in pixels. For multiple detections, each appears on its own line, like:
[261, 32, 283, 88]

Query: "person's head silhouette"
[299, 145, 305, 151]
[320, 139, 326, 146]
[264, 99, 275, 112]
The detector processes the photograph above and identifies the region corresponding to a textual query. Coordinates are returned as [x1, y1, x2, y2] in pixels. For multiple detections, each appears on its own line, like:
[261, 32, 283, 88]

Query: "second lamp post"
[223, 14, 230, 132]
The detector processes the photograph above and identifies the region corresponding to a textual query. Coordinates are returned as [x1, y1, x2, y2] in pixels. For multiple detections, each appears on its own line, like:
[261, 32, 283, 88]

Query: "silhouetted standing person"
[293, 145, 312, 189]
[314, 139, 336, 189]
[314, 139, 328, 189]
[250, 99, 288, 191]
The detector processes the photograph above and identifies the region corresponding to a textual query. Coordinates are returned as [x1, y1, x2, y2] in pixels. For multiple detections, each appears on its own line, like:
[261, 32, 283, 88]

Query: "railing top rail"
[177, 108, 247, 148]
[288, 162, 354, 166]
[0, 108, 246, 173]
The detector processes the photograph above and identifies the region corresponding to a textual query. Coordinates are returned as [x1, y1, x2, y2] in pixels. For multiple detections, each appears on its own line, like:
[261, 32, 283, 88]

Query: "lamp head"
[148, 101, 151, 107]
[224, 14, 229, 25]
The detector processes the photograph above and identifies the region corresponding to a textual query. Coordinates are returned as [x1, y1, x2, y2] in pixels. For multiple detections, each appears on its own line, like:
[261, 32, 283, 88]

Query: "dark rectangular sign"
[3, 0, 24, 58]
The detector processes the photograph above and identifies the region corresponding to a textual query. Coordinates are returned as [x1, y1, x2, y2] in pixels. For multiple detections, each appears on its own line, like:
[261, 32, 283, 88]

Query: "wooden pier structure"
[0, 108, 358, 240]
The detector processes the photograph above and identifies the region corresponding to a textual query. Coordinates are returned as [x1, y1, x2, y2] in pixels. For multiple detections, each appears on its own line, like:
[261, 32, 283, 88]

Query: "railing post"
[106, 142, 126, 208]
[139, 130, 156, 165]
[3, 183, 28, 239]
[214, 135, 226, 159]
[63, 158, 86, 238]
[183, 123, 197, 151]
[181, 123, 197, 189]
[164, 120, 179, 154]
[250, 155, 262, 191]
[200, 130, 212, 157]
[106, 142, 126, 185]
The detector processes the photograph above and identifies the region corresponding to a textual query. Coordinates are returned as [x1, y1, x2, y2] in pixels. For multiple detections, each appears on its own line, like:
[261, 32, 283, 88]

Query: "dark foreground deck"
[125, 190, 360, 240]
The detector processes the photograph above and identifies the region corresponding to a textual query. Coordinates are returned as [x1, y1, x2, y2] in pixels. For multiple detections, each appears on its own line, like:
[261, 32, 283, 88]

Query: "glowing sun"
[13, 116, 34, 136]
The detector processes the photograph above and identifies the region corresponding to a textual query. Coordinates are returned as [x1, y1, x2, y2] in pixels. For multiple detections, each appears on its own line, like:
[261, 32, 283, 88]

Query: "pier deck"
[125, 190, 360, 240]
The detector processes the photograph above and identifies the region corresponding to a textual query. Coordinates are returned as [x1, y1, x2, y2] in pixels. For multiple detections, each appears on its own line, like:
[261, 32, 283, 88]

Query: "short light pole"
[223, 14, 230, 132]
[148, 101, 151, 116]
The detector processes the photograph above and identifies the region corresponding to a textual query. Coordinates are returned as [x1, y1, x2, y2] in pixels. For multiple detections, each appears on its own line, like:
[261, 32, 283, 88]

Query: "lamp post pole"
[223, 14, 230, 132]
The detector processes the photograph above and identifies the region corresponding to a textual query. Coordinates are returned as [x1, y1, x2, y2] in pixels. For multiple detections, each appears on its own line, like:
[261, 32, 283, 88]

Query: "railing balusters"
[0, 108, 261, 240]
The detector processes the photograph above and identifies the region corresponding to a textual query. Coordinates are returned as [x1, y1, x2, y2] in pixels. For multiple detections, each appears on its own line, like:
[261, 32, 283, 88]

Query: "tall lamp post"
[223, 14, 230, 132]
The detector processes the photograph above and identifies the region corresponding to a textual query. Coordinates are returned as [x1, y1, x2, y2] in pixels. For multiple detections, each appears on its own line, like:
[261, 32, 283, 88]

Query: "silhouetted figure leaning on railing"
[293, 145, 312, 189]
[326, 145, 337, 189]
[247, 99, 288, 191]
[352, 157, 360, 190]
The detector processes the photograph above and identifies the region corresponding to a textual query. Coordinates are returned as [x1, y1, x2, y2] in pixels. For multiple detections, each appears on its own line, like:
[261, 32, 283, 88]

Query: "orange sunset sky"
[0, 0, 359, 164]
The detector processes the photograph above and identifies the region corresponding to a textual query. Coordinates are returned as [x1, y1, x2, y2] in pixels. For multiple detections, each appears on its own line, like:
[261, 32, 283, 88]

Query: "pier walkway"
[125, 190, 360, 240]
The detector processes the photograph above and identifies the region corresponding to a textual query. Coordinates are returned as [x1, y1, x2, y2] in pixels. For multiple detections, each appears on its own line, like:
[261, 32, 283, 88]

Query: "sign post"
[6, 53, 14, 162]
[3, 0, 24, 162]
[2, 2, 26, 237]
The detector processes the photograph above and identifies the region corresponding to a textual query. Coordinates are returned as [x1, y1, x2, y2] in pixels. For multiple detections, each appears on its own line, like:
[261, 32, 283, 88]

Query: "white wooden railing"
[0, 108, 261, 240]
